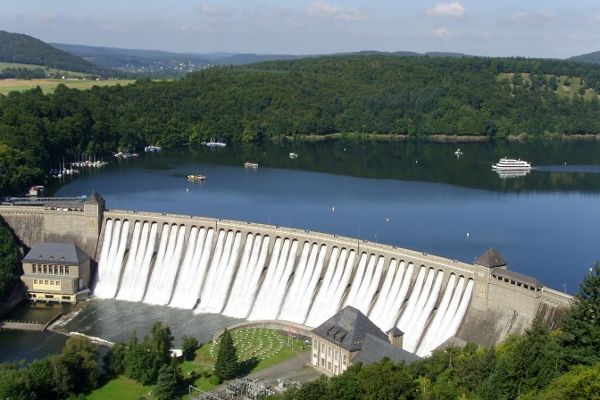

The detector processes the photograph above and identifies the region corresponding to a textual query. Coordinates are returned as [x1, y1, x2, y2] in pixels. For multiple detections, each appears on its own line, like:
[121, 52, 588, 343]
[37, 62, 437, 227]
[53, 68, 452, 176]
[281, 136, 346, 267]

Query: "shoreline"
[279, 132, 600, 143]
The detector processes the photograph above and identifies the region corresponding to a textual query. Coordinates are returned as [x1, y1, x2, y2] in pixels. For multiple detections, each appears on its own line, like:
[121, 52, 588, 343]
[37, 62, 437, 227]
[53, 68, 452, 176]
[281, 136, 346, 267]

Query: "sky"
[2, 0, 600, 58]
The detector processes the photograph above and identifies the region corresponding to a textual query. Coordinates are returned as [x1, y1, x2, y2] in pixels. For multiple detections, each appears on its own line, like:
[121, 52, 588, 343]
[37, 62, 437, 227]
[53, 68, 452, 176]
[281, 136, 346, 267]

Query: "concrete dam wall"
[0, 200, 572, 356]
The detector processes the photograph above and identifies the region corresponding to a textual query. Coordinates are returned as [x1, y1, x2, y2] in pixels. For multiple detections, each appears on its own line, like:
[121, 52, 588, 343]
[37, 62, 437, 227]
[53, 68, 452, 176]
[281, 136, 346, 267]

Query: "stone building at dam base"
[0, 192, 572, 356]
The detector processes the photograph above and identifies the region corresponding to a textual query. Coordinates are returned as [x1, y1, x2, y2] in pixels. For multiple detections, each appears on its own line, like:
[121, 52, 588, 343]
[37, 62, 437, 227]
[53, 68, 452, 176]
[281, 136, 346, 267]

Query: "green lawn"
[87, 376, 154, 400]
[201, 328, 307, 373]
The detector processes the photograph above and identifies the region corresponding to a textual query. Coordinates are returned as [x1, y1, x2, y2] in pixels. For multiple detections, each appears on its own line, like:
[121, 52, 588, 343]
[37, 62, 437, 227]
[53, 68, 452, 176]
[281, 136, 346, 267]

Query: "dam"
[0, 193, 571, 357]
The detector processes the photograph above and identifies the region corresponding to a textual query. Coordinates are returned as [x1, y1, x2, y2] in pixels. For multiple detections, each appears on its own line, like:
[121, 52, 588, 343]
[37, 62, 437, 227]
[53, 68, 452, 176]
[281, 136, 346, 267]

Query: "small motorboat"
[187, 174, 207, 182]
[244, 162, 259, 168]
[454, 148, 463, 157]
[289, 152, 298, 159]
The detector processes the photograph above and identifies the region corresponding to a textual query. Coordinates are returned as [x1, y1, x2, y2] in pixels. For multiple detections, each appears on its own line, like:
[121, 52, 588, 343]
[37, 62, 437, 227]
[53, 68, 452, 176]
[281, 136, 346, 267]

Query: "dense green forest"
[2, 55, 600, 196]
[0, 219, 21, 300]
[0, 31, 108, 75]
[570, 50, 600, 65]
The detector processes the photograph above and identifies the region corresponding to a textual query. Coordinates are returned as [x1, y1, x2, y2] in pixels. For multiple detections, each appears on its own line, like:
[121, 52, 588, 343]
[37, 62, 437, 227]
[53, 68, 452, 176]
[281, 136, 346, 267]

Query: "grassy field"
[88, 328, 309, 400]
[87, 376, 153, 400]
[498, 72, 600, 100]
[200, 328, 307, 372]
[0, 78, 135, 95]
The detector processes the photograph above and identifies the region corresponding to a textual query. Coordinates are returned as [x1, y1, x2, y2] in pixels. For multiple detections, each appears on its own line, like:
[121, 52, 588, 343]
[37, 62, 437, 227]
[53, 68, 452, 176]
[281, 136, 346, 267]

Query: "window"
[53, 265, 58, 275]
[60, 266, 64, 275]
[33, 279, 38, 284]
[65, 266, 70, 275]
[44, 280, 49, 285]
[62, 296, 70, 300]
[43, 265, 48, 274]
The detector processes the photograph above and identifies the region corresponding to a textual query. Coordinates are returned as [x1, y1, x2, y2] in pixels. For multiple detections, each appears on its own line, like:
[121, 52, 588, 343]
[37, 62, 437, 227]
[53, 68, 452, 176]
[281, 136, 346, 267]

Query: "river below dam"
[3, 140, 600, 362]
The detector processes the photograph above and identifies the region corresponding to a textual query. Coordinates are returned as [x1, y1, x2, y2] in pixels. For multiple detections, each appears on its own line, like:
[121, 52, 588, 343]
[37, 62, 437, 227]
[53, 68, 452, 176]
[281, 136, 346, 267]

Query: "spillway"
[94, 215, 476, 356]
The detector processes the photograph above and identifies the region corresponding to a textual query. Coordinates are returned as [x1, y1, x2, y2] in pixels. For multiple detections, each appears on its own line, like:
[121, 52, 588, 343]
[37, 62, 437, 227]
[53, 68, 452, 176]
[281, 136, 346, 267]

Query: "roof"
[23, 242, 90, 265]
[312, 306, 389, 352]
[352, 333, 420, 365]
[474, 248, 507, 268]
[386, 327, 404, 337]
[491, 268, 542, 289]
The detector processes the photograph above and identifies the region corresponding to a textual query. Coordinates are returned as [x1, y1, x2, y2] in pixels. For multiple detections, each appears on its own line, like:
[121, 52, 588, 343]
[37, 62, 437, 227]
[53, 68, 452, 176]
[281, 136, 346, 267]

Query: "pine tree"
[154, 359, 183, 400]
[559, 262, 600, 366]
[214, 329, 239, 381]
[181, 335, 199, 361]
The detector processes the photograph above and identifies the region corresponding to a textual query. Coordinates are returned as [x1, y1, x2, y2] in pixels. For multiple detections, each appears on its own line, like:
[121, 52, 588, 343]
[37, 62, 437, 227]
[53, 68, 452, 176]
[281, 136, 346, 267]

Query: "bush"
[208, 375, 221, 385]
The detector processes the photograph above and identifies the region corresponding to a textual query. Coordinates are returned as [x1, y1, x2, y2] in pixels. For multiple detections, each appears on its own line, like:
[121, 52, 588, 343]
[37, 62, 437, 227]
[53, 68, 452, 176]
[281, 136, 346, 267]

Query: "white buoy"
[331, 206, 335, 212]
[386, 217, 389, 222]
[466, 232, 470, 238]
[186, 188, 189, 192]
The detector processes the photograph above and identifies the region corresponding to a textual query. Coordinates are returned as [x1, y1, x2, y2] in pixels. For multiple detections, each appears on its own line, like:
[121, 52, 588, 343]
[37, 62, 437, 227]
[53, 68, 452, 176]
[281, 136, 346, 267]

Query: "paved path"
[246, 351, 320, 383]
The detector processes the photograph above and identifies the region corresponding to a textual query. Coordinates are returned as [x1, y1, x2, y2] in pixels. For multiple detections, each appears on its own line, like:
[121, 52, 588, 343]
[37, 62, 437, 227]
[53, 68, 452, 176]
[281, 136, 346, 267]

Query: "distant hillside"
[0, 31, 107, 75]
[51, 43, 471, 77]
[52, 43, 304, 76]
[570, 51, 600, 65]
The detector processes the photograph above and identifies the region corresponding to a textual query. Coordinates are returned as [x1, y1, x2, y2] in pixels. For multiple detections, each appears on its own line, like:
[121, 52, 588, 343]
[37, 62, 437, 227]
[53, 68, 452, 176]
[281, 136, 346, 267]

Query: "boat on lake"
[144, 145, 162, 153]
[289, 152, 298, 159]
[187, 174, 207, 182]
[244, 162, 259, 168]
[454, 148, 463, 157]
[492, 158, 532, 171]
[202, 138, 226, 148]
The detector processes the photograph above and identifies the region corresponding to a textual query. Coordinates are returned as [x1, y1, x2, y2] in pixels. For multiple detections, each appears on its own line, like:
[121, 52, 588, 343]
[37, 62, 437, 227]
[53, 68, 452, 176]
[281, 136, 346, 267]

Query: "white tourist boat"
[202, 138, 226, 148]
[492, 158, 532, 171]
[289, 152, 298, 159]
[244, 162, 259, 168]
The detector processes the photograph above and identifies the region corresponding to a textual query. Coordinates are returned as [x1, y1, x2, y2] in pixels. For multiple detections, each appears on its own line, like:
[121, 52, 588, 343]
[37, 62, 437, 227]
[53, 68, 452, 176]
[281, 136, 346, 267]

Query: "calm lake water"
[55, 140, 600, 292]
[3, 140, 600, 363]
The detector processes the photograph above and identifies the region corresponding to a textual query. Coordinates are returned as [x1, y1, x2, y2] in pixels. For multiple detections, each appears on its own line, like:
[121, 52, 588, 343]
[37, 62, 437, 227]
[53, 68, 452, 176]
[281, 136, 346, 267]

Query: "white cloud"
[306, 1, 369, 22]
[428, 2, 465, 18]
[197, 4, 230, 17]
[430, 27, 458, 39]
[510, 10, 553, 22]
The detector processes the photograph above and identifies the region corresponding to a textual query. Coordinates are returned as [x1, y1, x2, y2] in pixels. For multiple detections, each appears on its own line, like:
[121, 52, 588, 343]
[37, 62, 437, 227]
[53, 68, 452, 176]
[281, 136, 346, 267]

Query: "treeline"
[0, 219, 21, 300]
[279, 263, 600, 400]
[2, 55, 600, 195]
[0, 67, 46, 79]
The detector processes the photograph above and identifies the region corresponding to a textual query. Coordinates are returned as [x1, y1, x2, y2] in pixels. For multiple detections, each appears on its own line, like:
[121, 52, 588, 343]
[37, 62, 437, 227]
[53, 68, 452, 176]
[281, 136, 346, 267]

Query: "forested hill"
[0, 31, 108, 75]
[570, 50, 600, 65]
[2, 54, 600, 195]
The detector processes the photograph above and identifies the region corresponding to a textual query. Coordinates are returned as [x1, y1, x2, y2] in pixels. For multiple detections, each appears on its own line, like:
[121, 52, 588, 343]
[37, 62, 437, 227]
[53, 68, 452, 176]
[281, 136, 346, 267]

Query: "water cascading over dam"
[94, 215, 475, 356]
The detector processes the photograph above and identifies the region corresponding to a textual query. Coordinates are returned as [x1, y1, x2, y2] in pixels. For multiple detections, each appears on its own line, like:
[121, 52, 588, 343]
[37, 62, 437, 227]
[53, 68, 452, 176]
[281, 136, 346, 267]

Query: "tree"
[559, 262, 600, 366]
[103, 342, 127, 376]
[154, 359, 183, 400]
[181, 336, 199, 361]
[214, 329, 239, 381]
[124, 324, 175, 385]
[52, 336, 99, 396]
